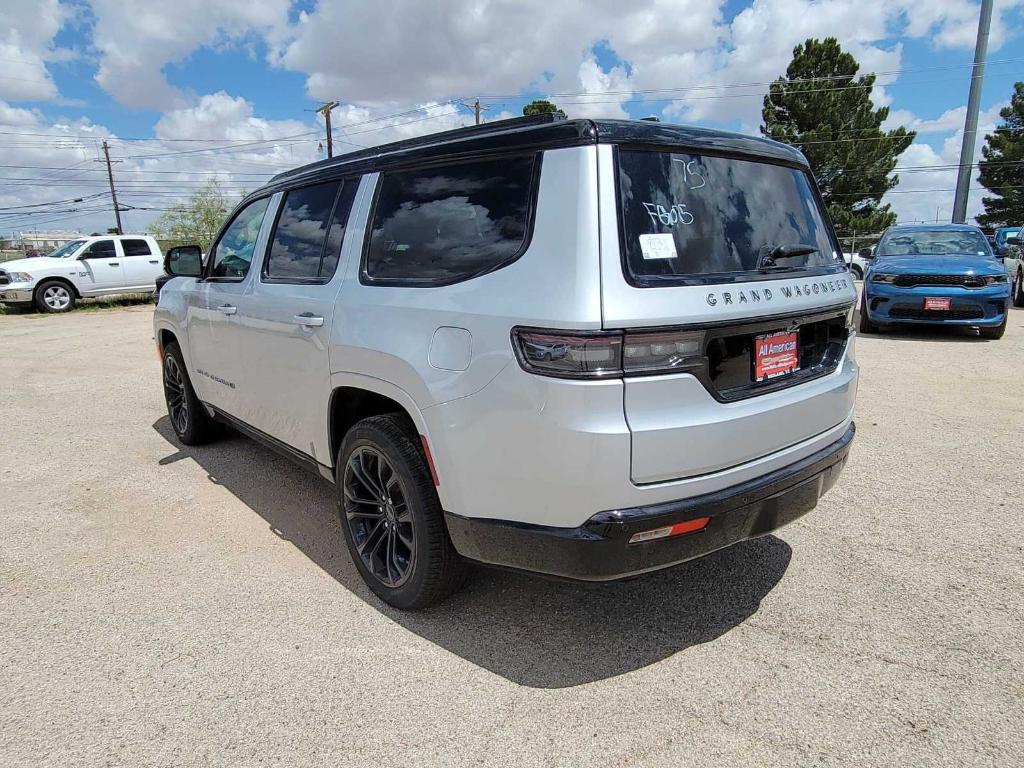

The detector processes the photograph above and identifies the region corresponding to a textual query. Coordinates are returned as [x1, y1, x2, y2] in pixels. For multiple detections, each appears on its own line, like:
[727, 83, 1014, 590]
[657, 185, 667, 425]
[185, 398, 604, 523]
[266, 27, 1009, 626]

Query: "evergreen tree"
[976, 82, 1024, 229]
[762, 38, 915, 236]
[523, 99, 563, 117]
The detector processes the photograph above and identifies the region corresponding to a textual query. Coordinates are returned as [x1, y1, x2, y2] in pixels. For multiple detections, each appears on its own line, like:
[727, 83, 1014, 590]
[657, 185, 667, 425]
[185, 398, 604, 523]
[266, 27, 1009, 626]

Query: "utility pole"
[952, 0, 993, 223]
[97, 141, 123, 234]
[458, 99, 491, 125]
[316, 101, 340, 158]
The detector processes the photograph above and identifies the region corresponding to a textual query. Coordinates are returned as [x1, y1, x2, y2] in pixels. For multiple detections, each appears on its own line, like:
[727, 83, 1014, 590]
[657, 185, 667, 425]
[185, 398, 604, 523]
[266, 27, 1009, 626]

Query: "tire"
[1014, 269, 1024, 308]
[337, 414, 467, 609]
[34, 280, 76, 313]
[851, 265, 863, 281]
[162, 341, 218, 445]
[979, 315, 1007, 340]
[858, 291, 877, 334]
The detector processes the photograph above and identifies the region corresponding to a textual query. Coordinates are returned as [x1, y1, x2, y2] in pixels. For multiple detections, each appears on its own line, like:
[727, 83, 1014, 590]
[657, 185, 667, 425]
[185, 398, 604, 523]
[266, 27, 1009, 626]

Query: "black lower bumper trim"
[445, 423, 854, 581]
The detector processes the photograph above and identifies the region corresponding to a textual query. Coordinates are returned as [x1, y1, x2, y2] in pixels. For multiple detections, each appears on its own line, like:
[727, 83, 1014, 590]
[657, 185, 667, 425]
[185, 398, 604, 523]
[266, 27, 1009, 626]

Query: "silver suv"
[155, 115, 858, 608]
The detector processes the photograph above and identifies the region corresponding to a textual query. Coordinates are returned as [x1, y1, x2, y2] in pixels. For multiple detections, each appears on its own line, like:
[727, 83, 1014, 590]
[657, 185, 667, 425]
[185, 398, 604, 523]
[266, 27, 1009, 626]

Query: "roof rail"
[270, 112, 569, 183]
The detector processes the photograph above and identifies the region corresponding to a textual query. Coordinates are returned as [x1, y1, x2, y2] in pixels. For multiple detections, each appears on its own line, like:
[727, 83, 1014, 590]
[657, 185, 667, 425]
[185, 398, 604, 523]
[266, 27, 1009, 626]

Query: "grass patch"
[0, 293, 154, 316]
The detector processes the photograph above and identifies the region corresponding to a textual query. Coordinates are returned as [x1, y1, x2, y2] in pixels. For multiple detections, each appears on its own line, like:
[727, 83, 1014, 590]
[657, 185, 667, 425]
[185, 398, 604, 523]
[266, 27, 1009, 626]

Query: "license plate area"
[754, 330, 800, 383]
[924, 297, 951, 311]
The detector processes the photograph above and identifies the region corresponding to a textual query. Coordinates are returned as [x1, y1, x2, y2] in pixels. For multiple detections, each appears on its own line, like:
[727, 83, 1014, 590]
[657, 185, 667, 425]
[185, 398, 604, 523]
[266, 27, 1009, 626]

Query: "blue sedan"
[859, 224, 1011, 340]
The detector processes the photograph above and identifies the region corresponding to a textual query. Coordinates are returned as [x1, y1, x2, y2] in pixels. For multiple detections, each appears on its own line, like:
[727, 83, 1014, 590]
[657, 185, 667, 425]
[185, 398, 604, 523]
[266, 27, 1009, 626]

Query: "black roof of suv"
[268, 113, 808, 191]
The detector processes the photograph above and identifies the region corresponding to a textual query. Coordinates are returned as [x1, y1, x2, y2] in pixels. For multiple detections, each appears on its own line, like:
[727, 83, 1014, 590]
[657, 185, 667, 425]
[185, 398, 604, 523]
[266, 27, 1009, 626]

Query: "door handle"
[293, 313, 324, 327]
[148, 259, 159, 264]
[108, 262, 119, 266]
[217, 304, 237, 315]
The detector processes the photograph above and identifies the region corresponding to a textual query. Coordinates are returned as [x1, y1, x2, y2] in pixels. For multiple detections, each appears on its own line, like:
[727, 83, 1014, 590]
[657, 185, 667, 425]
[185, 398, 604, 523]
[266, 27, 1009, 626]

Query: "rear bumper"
[865, 282, 1009, 326]
[445, 422, 854, 581]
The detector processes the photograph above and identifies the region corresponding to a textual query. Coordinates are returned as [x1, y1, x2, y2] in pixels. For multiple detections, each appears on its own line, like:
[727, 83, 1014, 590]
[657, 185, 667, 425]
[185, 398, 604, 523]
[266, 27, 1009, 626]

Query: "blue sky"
[1, 0, 1023, 237]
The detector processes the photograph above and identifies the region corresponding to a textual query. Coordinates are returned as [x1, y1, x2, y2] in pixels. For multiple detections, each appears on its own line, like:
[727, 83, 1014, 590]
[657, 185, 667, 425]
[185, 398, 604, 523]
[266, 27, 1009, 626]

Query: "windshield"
[876, 229, 992, 257]
[46, 240, 86, 258]
[618, 149, 841, 284]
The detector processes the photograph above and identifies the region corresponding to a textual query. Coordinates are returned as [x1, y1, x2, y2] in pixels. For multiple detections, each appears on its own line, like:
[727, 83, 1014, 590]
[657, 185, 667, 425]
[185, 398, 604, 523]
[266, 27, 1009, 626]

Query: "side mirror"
[858, 247, 874, 259]
[1006, 235, 1020, 247]
[164, 245, 203, 277]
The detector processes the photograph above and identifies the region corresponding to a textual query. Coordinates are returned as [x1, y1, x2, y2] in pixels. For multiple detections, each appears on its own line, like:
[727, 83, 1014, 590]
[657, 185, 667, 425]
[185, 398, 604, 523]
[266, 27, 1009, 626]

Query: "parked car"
[991, 226, 1023, 306]
[846, 251, 869, 280]
[154, 114, 858, 609]
[0, 235, 164, 312]
[859, 224, 1011, 339]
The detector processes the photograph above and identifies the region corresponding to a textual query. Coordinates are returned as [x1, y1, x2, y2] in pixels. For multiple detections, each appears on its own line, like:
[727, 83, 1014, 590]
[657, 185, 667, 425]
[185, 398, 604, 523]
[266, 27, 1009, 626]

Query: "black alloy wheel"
[163, 353, 190, 437]
[161, 341, 217, 445]
[343, 446, 416, 588]
[336, 414, 467, 609]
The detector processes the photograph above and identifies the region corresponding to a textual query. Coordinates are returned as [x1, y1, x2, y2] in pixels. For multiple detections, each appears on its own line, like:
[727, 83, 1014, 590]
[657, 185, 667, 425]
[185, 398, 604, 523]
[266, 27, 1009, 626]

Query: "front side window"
[618, 149, 842, 285]
[876, 229, 992, 257]
[81, 240, 116, 259]
[209, 197, 271, 279]
[121, 239, 152, 257]
[264, 179, 358, 281]
[364, 155, 536, 285]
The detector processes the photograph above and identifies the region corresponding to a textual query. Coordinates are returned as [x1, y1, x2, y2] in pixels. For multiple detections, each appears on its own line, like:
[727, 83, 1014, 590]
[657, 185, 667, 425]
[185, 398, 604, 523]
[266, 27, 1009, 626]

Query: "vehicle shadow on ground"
[153, 417, 792, 688]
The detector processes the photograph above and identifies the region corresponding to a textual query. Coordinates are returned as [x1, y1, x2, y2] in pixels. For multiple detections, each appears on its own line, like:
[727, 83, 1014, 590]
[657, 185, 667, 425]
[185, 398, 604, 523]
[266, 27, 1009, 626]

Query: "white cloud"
[154, 91, 310, 141]
[0, 0, 72, 102]
[883, 101, 1008, 226]
[0, 93, 324, 237]
[86, 0, 292, 109]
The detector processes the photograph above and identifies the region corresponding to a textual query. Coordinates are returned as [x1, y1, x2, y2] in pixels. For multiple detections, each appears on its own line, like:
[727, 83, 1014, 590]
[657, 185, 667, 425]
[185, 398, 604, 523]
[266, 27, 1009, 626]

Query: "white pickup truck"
[0, 235, 164, 312]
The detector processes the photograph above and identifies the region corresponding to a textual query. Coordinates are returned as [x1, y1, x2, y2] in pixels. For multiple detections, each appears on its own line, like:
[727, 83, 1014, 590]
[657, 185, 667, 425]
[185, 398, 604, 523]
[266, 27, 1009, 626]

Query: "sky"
[1, 0, 1022, 241]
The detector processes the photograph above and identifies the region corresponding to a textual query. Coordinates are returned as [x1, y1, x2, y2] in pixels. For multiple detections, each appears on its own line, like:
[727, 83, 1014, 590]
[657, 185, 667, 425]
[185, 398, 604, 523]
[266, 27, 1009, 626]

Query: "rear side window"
[121, 239, 152, 256]
[618, 149, 842, 285]
[264, 180, 357, 281]
[363, 155, 536, 285]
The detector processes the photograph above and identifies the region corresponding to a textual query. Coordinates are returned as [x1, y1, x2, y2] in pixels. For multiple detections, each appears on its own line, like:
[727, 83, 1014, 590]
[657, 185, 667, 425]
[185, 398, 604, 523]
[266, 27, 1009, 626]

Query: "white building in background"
[16, 231, 88, 253]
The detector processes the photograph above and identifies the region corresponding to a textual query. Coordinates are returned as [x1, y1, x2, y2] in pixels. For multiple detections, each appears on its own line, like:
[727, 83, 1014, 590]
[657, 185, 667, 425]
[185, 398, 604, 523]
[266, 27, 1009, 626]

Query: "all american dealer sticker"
[755, 330, 800, 382]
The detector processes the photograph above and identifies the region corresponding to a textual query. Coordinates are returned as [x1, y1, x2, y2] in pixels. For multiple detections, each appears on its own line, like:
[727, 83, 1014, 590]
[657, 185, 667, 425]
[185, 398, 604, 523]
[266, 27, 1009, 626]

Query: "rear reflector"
[419, 435, 440, 486]
[628, 516, 710, 544]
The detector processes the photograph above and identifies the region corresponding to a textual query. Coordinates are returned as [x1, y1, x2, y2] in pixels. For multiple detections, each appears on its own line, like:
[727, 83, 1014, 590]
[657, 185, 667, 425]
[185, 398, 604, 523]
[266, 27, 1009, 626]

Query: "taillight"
[512, 327, 705, 379]
[621, 329, 703, 375]
[512, 329, 622, 379]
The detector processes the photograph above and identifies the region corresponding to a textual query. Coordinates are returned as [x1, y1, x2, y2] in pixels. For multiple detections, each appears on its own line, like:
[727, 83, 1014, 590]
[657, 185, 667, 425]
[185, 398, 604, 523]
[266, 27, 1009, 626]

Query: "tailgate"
[623, 308, 856, 484]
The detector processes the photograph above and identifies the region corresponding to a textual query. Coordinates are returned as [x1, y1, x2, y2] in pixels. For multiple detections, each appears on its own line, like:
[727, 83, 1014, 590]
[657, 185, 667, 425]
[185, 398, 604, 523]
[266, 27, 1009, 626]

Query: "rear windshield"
[876, 229, 992, 257]
[618, 149, 841, 284]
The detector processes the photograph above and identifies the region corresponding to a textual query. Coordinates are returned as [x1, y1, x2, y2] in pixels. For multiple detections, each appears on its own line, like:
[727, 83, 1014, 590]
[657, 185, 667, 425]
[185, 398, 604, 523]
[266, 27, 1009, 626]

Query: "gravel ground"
[1, 302, 1022, 767]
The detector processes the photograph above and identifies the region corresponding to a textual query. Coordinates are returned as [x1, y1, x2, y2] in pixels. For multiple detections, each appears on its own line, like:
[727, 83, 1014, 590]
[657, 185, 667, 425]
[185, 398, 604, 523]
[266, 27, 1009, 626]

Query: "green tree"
[976, 82, 1024, 229]
[150, 178, 235, 252]
[523, 99, 564, 117]
[762, 37, 915, 236]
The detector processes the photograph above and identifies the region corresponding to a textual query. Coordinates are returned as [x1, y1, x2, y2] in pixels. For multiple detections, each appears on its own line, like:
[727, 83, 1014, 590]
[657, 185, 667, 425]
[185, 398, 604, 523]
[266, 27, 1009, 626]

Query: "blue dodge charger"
[859, 224, 1011, 340]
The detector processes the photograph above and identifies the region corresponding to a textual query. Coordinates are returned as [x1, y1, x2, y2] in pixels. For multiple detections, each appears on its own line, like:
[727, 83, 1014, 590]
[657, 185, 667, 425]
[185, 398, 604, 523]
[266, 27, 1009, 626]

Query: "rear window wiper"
[756, 243, 818, 271]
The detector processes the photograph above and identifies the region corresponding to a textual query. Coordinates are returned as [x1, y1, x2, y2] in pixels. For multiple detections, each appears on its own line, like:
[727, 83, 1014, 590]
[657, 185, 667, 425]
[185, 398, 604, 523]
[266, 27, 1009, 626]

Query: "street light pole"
[952, 0, 993, 223]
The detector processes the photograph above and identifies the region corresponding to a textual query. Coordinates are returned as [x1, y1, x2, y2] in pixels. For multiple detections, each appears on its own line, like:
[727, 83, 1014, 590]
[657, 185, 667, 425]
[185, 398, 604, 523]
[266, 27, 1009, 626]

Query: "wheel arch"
[328, 380, 429, 469]
[156, 327, 178, 355]
[35, 276, 81, 299]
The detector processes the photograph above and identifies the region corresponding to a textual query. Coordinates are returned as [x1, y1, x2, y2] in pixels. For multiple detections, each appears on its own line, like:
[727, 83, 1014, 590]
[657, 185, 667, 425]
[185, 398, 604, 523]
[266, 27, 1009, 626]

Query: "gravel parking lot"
[2, 303, 1022, 767]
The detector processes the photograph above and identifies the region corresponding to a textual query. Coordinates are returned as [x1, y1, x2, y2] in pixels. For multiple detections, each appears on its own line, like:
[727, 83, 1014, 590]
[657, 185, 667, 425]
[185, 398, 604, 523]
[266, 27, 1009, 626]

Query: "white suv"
[0, 235, 163, 312]
[155, 115, 859, 608]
